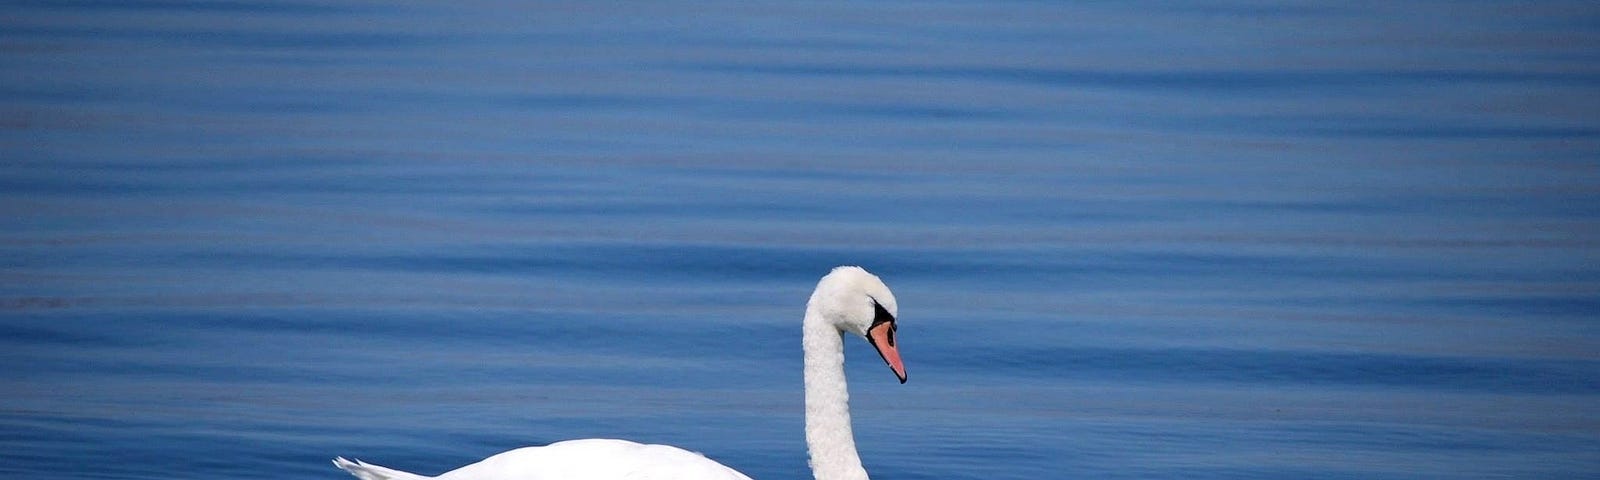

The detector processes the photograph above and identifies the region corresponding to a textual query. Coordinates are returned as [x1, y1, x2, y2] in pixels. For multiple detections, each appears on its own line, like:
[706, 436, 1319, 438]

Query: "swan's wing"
[334, 457, 430, 480]
[427, 439, 753, 480]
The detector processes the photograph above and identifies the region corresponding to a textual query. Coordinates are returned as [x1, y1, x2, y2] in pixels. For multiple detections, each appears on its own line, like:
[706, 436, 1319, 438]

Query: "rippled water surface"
[3, 2, 1599, 479]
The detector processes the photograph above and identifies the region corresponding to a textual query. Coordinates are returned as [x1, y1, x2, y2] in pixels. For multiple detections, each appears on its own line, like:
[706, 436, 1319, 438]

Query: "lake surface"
[3, 1, 1598, 479]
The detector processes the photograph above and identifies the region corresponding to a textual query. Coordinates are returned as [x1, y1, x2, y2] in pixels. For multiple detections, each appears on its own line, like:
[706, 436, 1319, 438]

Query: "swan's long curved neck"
[803, 309, 870, 480]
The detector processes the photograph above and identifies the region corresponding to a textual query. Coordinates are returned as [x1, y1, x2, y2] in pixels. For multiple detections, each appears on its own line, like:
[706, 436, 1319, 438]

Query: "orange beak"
[867, 321, 906, 383]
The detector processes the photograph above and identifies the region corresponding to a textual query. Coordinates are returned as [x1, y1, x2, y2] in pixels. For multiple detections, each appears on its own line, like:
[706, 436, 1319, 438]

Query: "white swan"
[334, 265, 906, 480]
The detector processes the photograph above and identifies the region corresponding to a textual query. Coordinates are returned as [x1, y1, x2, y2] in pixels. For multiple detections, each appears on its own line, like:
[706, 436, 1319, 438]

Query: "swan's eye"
[870, 299, 895, 328]
[869, 299, 896, 346]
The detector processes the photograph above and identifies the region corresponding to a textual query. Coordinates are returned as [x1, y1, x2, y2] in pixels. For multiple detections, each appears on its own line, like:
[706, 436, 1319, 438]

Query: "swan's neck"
[803, 310, 869, 480]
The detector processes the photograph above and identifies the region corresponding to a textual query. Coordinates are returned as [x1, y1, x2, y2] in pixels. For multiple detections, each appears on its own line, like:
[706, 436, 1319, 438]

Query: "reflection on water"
[2, 1, 1598, 479]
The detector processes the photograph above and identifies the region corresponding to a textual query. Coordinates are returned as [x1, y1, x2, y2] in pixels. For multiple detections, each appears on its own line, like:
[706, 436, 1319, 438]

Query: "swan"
[334, 265, 907, 480]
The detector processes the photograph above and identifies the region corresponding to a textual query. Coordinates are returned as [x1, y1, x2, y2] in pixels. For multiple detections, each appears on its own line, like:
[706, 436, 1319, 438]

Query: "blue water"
[3, 1, 1599, 479]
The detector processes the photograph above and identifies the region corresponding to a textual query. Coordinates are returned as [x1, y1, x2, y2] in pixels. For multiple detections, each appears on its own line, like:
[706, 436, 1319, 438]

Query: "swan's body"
[334, 439, 752, 480]
[335, 266, 905, 480]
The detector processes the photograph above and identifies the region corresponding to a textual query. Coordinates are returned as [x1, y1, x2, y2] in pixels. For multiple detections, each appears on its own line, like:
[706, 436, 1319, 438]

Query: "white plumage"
[334, 266, 905, 480]
[335, 439, 752, 480]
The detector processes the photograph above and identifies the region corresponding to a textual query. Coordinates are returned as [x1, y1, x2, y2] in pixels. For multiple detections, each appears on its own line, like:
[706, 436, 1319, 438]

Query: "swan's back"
[337, 439, 753, 480]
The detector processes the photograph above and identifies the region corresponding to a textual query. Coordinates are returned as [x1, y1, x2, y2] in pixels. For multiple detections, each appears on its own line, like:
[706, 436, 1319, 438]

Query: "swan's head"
[811, 266, 906, 383]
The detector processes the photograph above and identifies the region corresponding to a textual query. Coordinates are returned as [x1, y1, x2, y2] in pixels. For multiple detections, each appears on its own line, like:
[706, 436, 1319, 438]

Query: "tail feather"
[333, 457, 431, 480]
